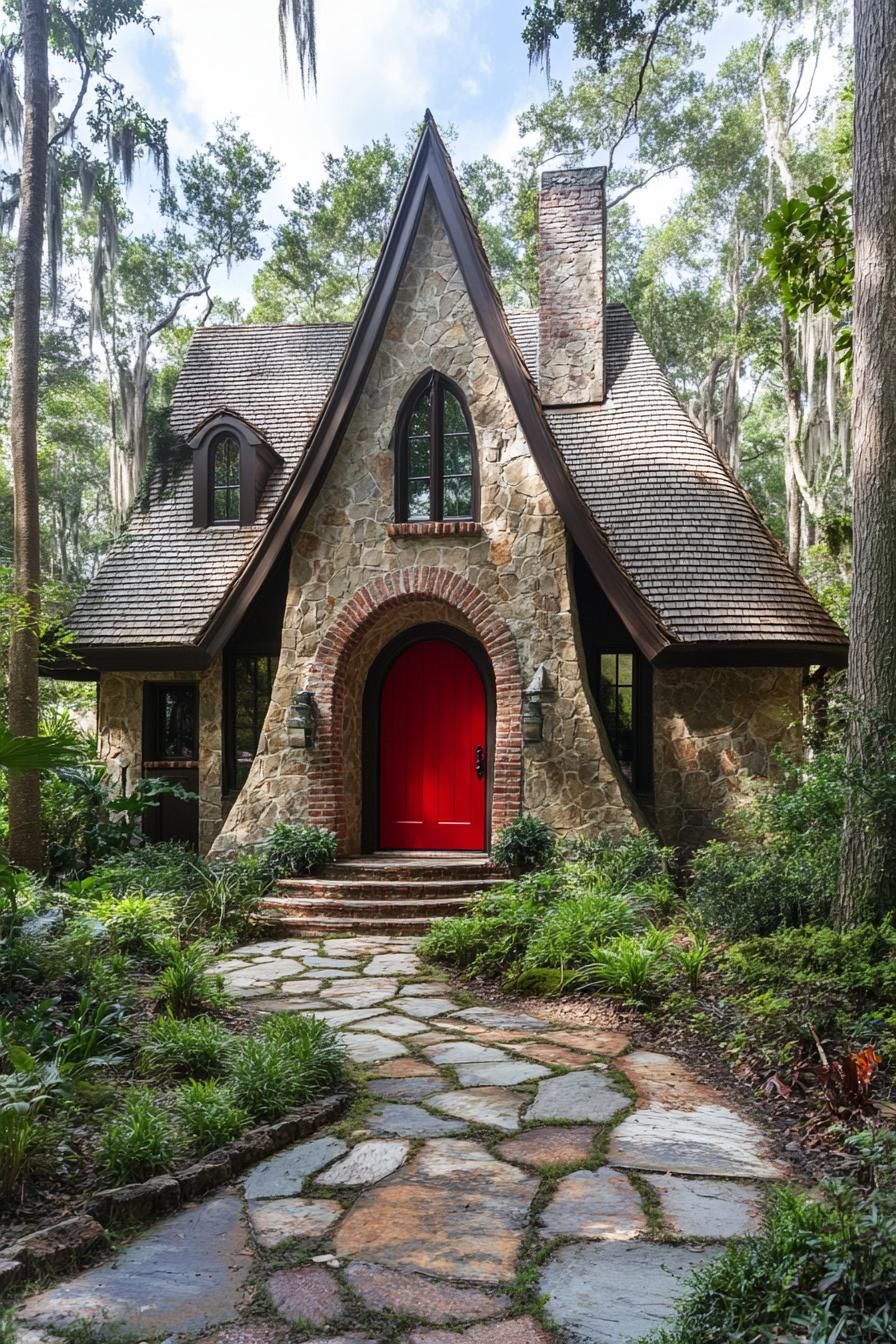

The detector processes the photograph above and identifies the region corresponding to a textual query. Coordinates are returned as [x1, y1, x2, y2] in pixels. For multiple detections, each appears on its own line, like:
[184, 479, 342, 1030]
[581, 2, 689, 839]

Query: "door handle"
[475, 745, 485, 779]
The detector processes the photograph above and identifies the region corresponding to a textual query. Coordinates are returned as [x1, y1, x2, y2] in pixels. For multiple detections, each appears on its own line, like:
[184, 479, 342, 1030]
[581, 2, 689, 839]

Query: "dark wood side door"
[378, 638, 486, 851]
[142, 683, 200, 848]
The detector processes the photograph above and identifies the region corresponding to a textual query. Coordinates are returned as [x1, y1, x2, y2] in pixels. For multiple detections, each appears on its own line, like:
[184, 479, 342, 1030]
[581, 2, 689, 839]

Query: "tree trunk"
[7, 0, 49, 870]
[781, 315, 803, 570]
[836, 0, 896, 927]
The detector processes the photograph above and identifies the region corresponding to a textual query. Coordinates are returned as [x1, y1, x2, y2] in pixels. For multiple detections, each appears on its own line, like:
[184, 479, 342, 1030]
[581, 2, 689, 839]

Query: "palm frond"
[0, 727, 85, 773]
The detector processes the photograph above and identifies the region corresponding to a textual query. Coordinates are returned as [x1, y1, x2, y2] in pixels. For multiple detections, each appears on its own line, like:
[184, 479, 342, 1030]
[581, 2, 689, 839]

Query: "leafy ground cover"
[0, 824, 346, 1239]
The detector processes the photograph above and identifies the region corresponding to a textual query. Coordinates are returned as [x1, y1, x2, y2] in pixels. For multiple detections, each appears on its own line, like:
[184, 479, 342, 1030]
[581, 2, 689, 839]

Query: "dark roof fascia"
[48, 645, 213, 675]
[653, 639, 848, 670]
[197, 116, 673, 663]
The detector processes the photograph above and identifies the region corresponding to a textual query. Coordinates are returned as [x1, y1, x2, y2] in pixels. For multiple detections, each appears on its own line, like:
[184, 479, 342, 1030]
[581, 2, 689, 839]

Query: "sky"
[68, 0, 844, 309]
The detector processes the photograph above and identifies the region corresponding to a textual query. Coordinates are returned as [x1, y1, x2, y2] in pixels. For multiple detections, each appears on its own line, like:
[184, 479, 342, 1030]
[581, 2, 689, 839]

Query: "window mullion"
[431, 374, 441, 522]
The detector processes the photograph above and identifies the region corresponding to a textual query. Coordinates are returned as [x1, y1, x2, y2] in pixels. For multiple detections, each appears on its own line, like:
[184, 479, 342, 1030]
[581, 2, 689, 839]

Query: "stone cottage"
[57, 116, 847, 875]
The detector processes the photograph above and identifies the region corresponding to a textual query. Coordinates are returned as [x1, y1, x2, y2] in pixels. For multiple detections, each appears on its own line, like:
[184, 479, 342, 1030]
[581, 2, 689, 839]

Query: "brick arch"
[307, 567, 524, 849]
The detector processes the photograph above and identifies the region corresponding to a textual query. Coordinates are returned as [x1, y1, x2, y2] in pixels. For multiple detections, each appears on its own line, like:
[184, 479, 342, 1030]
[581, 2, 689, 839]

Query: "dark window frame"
[142, 681, 199, 766]
[223, 649, 279, 795]
[596, 649, 653, 795]
[393, 371, 479, 523]
[210, 433, 241, 524]
[192, 411, 282, 530]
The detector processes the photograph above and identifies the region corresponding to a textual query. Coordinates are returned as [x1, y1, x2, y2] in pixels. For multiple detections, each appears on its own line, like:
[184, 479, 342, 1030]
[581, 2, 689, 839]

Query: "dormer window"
[211, 434, 241, 523]
[191, 410, 282, 529]
[395, 372, 478, 523]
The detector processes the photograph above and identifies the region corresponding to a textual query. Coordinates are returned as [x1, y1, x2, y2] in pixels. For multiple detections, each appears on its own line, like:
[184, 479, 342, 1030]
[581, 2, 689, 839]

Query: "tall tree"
[7, 0, 49, 868]
[836, 0, 896, 926]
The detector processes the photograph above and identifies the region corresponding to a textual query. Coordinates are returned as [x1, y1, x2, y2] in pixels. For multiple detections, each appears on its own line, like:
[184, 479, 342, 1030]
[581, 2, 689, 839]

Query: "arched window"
[211, 434, 241, 523]
[396, 373, 477, 522]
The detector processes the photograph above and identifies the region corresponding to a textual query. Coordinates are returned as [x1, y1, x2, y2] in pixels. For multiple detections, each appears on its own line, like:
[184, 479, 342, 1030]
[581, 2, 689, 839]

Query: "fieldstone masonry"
[213, 193, 635, 855]
[97, 661, 224, 853]
[653, 665, 803, 850]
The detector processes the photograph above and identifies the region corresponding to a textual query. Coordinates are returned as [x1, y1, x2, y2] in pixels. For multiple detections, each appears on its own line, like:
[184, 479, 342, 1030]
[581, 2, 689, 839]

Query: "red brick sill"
[387, 521, 483, 538]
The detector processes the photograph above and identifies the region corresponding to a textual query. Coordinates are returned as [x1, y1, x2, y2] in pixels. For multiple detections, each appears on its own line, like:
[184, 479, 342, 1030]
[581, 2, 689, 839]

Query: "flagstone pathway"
[16, 934, 786, 1344]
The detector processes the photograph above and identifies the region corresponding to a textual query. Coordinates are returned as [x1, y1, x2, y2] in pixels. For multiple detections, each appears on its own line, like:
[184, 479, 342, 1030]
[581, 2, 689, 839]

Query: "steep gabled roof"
[63, 116, 847, 670]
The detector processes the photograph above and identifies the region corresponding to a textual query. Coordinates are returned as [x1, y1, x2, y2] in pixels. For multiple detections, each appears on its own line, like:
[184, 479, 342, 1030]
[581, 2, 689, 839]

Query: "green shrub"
[672, 930, 712, 991]
[85, 893, 175, 958]
[492, 814, 557, 872]
[153, 943, 227, 1017]
[181, 855, 269, 945]
[651, 1130, 896, 1344]
[575, 934, 665, 1004]
[174, 1080, 248, 1153]
[96, 1090, 177, 1182]
[719, 920, 896, 1062]
[91, 843, 210, 899]
[260, 1013, 347, 1095]
[140, 1015, 232, 1079]
[226, 1016, 346, 1121]
[562, 829, 673, 887]
[523, 884, 641, 969]
[261, 823, 338, 878]
[422, 872, 560, 977]
[0, 1070, 52, 1200]
[688, 750, 846, 936]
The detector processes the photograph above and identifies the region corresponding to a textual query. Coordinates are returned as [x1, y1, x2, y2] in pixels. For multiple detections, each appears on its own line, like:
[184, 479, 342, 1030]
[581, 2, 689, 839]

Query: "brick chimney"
[538, 166, 607, 406]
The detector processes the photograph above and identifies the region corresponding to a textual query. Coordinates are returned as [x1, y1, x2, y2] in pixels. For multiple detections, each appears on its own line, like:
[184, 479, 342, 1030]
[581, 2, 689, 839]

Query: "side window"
[397, 373, 477, 522]
[226, 653, 279, 792]
[597, 650, 653, 794]
[211, 434, 241, 523]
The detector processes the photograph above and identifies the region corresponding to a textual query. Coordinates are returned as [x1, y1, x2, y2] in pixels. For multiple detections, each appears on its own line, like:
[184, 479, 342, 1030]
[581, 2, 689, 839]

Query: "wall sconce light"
[288, 689, 317, 749]
[522, 664, 548, 743]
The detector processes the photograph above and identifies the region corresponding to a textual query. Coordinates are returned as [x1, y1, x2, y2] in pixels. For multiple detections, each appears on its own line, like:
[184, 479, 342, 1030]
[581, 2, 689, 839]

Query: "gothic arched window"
[395, 373, 478, 523]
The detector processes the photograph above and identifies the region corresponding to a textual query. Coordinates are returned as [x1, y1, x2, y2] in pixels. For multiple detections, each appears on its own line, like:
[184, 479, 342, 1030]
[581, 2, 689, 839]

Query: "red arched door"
[379, 638, 487, 851]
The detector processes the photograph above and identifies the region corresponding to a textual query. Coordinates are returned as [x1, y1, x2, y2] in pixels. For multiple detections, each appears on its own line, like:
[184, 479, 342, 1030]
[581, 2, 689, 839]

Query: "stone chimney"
[538, 166, 607, 406]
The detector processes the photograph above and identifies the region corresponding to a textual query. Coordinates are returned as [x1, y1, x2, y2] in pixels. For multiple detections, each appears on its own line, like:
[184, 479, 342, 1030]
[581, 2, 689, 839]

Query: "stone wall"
[97, 660, 224, 853]
[212, 192, 636, 856]
[652, 665, 804, 851]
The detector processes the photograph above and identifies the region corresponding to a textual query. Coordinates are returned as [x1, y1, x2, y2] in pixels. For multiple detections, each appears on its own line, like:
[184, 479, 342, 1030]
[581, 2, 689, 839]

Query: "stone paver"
[16, 932, 783, 1344]
[497, 1125, 598, 1169]
[429, 1086, 526, 1131]
[341, 1031, 409, 1063]
[18, 1196, 251, 1337]
[344, 1261, 509, 1321]
[318, 1139, 410, 1186]
[525, 1070, 630, 1124]
[387, 996, 459, 1018]
[368, 1103, 468, 1137]
[454, 1059, 551, 1087]
[368, 1075, 450, 1102]
[268, 1264, 344, 1326]
[539, 1240, 722, 1344]
[243, 1136, 348, 1198]
[645, 1174, 765, 1238]
[447, 1007, 551, 1032]
[334, 1139, 539, 1283]
[247, 1196, 343, 1247]
[539, 1168, 647, 1241]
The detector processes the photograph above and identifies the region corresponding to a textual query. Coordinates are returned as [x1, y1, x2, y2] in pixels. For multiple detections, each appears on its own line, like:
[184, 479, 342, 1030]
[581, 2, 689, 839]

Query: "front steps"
[260, 852, 506, 934]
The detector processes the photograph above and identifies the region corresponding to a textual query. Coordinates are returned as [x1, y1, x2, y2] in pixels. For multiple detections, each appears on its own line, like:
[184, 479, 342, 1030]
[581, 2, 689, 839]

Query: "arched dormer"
[190, 408, 282, 529]
[393, 371, 478, 523]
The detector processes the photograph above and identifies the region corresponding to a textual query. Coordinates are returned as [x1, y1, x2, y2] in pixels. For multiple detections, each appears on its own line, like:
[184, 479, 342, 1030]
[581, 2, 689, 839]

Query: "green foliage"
[179, 855, 269, 945]
[689, 749, 847, 937]
[763, 176, 853, 369]
[671, 929, 711, 992]
[140, 1015, 232, 1080]
[523, 884, 641, 969]
[153, 942, 227, 1017]
[174, 1079, 247, 1154]
[574, 933, 664, 1004]
[422, 872, 558, 978]
[651, 1130, 896, 1344]
[96, 1089, 177, 1183]
[492, 814, 557, 873]
[522, 0, 700, 73]
[720, 921, 896, 1063]
[85, 892, 175, 957]
[0, 1067, 56, 1200]
[91, 842, 210, 899]
[261, 822, 337, 879]
[226, 1015, 347, 1122]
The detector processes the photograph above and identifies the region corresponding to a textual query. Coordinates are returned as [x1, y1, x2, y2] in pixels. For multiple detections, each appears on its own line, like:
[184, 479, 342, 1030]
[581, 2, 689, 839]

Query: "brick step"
[275, 877, 503, 899]
[263, 913, 447, 935]
[320, 861, 504, 882]
[262, 894, 471, 920]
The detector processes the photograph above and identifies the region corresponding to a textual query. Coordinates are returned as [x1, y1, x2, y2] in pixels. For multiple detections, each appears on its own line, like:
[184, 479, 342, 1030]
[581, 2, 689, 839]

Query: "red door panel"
[379, 638, 486, 851]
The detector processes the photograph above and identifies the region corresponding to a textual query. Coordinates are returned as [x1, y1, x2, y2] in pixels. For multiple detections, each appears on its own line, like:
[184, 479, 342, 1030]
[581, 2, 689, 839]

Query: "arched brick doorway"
[307, 567, 523, 853]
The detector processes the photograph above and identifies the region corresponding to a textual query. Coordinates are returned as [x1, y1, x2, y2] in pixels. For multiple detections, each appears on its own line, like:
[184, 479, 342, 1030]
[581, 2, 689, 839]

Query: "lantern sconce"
[522, 664, 549, 743]
[288, 689, 317, 749]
